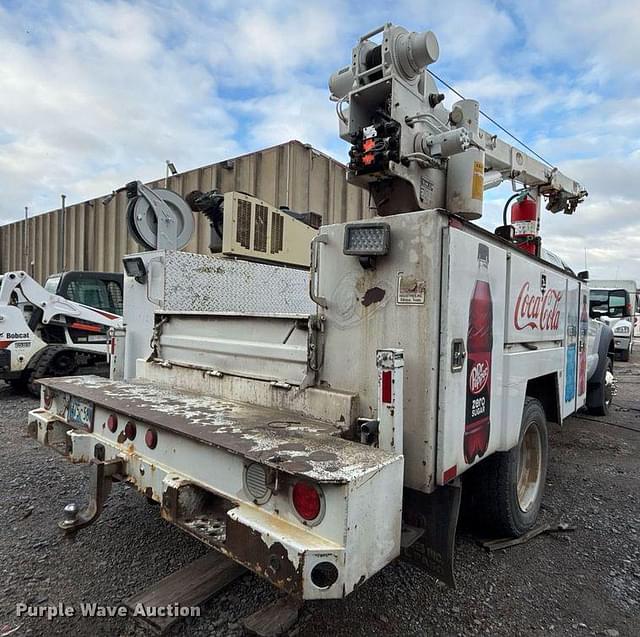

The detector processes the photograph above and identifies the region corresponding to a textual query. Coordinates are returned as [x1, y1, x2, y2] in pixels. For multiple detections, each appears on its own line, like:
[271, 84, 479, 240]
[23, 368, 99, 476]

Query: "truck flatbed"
[39, 375, 398, 483]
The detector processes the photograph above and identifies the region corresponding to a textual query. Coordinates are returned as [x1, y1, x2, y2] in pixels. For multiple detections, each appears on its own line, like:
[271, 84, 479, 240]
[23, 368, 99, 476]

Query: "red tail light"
[145, 429, 158, 449]
[107, 414, 118, 433]
[292, 482, 322, 521]
[124, 421, 137, 440]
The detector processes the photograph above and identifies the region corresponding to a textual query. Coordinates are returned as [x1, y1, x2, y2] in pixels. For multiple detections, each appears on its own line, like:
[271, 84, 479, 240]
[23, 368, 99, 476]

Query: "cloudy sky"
[0, 0, 638, 280]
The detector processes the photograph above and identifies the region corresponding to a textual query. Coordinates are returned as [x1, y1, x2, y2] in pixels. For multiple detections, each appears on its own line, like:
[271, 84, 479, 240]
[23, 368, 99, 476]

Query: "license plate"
[68, 397, 94, 429]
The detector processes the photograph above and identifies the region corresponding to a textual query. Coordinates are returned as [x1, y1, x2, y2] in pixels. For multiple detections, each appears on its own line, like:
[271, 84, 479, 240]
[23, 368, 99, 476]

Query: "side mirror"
[577, 270, 589, 281]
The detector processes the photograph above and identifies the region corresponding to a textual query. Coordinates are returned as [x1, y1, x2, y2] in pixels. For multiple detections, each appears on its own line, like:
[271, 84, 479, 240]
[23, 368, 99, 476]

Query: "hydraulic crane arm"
[480, 129, 587, 214]
[0, 271, 122, 327]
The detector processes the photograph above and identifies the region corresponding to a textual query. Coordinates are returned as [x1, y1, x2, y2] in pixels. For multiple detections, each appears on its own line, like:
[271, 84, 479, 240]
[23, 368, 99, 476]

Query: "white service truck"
[28, 24, 615, 603]
[589, 279, 637, 360]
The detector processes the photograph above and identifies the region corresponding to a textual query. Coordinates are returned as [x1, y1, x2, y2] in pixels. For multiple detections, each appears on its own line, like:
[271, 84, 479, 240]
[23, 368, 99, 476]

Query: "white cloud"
[0, 0, 240, 221]
[233, 85, 338, 154]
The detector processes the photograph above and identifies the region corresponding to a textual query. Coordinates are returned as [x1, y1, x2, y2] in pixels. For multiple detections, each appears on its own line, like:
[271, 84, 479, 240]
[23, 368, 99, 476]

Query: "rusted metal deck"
[40, 375, 397, 483]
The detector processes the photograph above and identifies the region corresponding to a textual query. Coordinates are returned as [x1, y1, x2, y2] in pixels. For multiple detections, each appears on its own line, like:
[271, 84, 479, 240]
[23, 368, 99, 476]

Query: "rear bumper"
[28, 396, 403, 600]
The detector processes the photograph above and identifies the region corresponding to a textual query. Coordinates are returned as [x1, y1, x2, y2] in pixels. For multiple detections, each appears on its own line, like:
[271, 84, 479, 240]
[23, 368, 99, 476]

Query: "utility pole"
[59, 194, 66, 272]
[165, 160, 177, 188]
[23, 206, 28, 271]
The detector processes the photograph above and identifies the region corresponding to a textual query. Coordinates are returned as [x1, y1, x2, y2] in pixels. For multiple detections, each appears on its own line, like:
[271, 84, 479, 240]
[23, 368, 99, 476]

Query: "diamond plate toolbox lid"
[161, 251, 314, 316]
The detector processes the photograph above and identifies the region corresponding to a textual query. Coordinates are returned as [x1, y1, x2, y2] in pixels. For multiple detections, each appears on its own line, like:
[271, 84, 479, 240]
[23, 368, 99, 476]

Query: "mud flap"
[400, 479, 461, 588]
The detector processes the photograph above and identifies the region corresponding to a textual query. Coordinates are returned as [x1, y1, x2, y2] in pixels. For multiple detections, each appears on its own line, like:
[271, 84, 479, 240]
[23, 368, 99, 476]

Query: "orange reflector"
[381, 370, 392, 403]
[124, 421, 137, 440]
[107, 414, 118, 433]
[69, 322, 102, 333]
[443, 465, 457, 483]
[145, 429, 158, 449]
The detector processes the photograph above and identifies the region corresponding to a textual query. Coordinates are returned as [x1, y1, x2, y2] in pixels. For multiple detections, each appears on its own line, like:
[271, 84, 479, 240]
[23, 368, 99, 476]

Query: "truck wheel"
[468, 397, 548, 538]
[586, 357, 614, 416]
[621, 344, 630, 362]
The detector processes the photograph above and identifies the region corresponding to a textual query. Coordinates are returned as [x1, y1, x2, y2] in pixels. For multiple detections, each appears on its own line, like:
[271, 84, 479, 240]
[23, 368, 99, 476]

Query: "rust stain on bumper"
[225, 515, 303, 598]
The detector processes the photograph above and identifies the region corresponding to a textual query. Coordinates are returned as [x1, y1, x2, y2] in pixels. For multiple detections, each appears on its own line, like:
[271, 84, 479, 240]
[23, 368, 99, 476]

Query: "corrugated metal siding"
[0, 140, 371, 281]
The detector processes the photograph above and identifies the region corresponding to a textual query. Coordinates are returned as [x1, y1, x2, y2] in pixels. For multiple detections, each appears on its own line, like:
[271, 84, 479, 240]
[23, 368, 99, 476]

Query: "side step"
[125, 551, 245, 633]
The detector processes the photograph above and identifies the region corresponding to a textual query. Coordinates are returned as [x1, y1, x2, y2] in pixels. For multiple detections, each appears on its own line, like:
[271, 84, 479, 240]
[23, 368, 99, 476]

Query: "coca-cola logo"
[469, 361, 489, 395]
[514, 281, 562, 331]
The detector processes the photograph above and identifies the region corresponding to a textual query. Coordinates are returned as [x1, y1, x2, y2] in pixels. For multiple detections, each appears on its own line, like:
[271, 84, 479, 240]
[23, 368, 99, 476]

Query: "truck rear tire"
[586, 356, 613, 416]
[466, 397, 548, 538]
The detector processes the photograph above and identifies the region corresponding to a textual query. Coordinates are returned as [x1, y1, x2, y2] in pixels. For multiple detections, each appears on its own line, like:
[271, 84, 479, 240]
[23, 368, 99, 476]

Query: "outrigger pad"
[400, 480, 462, 588]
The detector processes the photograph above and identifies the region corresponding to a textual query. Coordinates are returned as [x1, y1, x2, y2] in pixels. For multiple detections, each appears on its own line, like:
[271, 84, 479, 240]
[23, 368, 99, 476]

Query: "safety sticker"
[397, 272, 426, 305]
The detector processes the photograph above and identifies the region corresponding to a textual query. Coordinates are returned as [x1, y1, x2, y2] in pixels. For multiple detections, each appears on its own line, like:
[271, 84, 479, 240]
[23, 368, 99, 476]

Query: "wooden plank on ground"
[242, 596, 302, 637]
[125, 551, 245, 633]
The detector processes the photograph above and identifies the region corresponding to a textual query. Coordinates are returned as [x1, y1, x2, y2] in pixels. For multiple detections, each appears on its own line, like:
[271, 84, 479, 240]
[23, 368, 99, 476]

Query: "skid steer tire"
[464, 397, 548, 538]
[26, 347, 78, 397]
[8, 378, 29, 393]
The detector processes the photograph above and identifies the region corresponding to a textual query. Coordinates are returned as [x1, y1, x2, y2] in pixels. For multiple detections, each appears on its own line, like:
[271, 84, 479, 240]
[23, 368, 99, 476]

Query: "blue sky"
[0, 0, 639, 279]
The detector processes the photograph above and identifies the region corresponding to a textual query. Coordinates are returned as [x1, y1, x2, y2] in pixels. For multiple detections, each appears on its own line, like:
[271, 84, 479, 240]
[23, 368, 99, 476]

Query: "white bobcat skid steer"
[0, 270, 123, 394]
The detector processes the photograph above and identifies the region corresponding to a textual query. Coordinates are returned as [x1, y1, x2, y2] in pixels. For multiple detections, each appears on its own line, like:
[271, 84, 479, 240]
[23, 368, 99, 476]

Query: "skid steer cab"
[0, 270, 123, 395]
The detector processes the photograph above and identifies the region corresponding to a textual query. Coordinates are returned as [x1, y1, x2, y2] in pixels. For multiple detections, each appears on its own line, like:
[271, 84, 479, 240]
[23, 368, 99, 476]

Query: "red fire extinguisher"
[511, 192, 539, 255]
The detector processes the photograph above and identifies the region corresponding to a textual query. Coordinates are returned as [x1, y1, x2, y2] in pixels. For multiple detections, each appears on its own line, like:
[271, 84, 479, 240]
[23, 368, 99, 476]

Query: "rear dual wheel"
[465, 397, 548, 537]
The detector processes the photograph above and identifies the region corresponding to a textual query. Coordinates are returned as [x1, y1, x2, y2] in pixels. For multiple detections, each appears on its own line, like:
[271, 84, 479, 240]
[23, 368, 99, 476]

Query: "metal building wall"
[0, 141, 371, 282]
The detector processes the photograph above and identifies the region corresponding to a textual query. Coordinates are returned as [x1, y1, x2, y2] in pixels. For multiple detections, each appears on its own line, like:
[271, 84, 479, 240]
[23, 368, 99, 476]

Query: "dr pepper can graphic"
[465, 243, 492, 464]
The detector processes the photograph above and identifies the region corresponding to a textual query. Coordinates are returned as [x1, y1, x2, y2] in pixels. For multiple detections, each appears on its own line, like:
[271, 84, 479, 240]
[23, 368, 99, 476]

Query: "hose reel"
[125, 181, 195, 250]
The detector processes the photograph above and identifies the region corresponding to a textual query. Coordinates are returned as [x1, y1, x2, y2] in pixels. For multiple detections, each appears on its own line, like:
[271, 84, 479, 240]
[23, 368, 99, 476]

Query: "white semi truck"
[589, 279, 638, 360]
[28, 24, 614, 605]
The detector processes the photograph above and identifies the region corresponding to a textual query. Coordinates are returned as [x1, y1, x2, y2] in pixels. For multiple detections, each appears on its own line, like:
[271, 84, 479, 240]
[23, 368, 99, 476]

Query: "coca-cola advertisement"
[513, 280, 562, 332]
[465, 243, 492, 464]
[508, 264, 565, 344]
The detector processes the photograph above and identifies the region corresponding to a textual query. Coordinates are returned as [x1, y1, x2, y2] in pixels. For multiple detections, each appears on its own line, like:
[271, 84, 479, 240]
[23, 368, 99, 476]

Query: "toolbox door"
[562, 279, 580, 417]
[437, 226, 507, 485]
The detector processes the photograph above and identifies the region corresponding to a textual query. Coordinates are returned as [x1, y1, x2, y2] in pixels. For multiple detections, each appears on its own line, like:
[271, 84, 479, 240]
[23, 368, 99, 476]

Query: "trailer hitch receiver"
[58, 443, 123, 532]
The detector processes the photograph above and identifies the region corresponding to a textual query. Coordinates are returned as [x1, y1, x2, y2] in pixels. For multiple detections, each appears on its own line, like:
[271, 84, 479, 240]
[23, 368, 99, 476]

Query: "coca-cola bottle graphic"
[465, 243, 492, 464]
[578, 291, 588, 395]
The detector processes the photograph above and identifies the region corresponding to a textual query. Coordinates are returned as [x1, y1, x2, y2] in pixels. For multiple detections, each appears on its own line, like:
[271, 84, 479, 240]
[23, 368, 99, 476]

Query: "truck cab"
[589, 282, 637, 361]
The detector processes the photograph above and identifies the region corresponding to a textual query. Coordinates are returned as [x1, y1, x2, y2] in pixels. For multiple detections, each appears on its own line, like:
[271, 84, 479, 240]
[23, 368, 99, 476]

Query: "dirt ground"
[0, 353, 638, 637]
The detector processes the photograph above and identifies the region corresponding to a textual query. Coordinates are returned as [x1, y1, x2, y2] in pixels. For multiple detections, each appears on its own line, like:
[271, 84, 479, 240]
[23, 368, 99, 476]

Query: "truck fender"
[588, 324, 614, 386]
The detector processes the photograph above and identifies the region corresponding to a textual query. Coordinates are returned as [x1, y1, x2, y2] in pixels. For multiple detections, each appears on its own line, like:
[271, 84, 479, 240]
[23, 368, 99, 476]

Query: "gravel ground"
[0, 357, 638, 637]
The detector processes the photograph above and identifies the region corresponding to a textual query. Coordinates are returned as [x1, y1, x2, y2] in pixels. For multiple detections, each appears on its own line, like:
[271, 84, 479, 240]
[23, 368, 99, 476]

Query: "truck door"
[437, 226, 507, 485]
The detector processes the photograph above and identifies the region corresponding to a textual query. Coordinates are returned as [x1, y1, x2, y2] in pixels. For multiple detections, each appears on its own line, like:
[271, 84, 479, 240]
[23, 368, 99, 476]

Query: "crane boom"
[480, 129, 586, 213]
